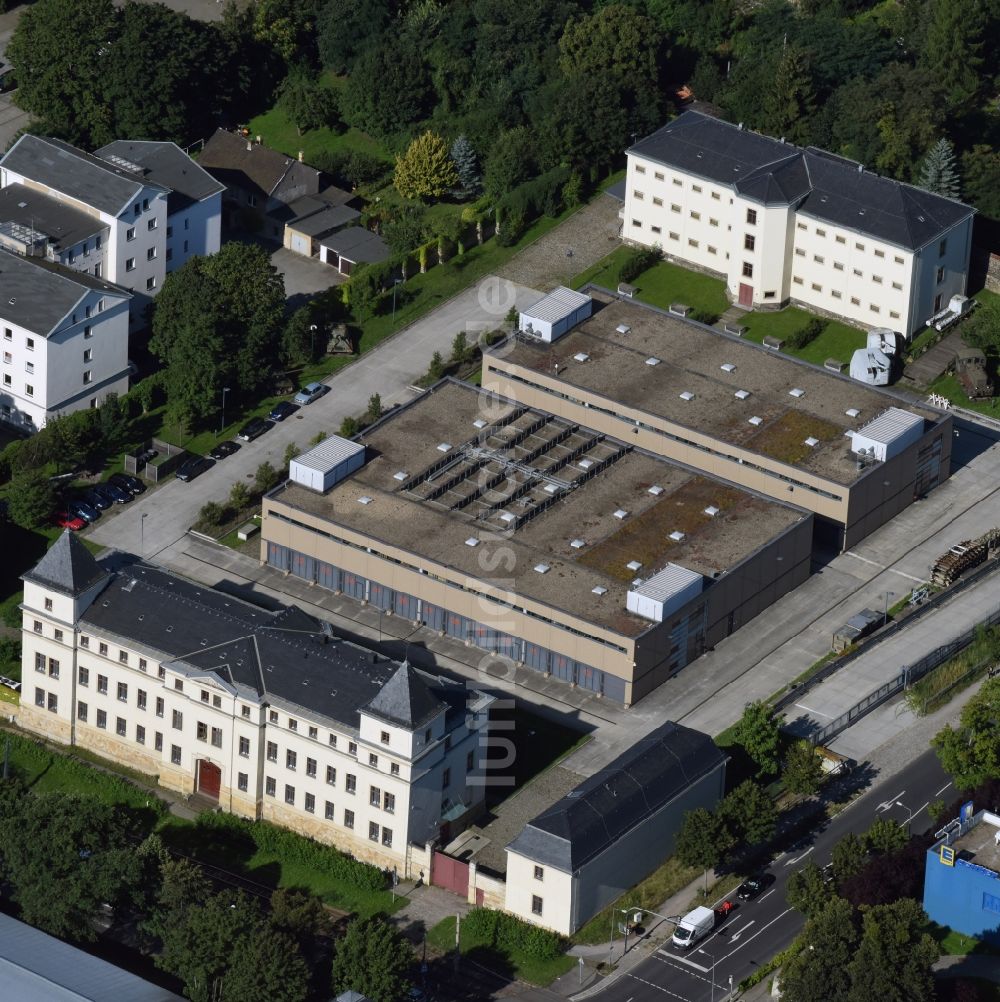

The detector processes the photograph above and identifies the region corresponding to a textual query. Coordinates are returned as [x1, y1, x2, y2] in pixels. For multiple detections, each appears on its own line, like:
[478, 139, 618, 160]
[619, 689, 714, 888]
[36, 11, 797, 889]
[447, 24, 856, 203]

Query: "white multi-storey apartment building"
[623, 111, 975, 336]
[0, 249, 131, 430]
[17, 533, 494, 872]
[0, 135, 222, 326]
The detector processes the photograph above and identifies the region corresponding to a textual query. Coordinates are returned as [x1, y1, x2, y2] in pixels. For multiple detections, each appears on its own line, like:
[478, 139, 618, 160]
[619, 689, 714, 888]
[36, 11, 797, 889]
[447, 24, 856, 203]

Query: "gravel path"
[498, 194, 622, 292]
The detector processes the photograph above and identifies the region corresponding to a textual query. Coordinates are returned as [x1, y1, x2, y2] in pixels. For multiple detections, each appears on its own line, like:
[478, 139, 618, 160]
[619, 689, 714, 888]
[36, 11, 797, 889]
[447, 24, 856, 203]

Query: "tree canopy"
[932, 677, 1000, 790]
[732, 700, 782, 776]
[331, 915, 412, 1002]
[394, 131, 459, 201]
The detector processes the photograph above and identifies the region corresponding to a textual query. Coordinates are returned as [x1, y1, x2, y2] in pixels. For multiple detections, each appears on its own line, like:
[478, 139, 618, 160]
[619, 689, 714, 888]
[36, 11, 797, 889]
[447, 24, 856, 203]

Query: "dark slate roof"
[287, 202, 361, 237]
[0, 184, 107, 250]
[320, 226, 390, 264]
[0, 135, 162, 216]
[22, 530, 109, 597]
[75, 562, 461, 730]
[95, 140, 224, 213]
[630, 111, 974, 250]
[363, 662, 446, 728]
[0, 248, 129, 335]
[507, 721, 726, 872]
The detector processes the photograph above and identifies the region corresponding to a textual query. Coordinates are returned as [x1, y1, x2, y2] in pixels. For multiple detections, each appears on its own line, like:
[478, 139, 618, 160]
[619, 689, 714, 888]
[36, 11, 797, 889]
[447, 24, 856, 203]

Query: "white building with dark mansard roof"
[17, 532, 494, 873]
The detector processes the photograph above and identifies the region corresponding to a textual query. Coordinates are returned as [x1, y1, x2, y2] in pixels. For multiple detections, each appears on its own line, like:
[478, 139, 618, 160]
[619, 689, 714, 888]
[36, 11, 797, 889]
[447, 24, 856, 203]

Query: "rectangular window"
[855, 242, 865, 251]
[382, 828, 393, 848]
[344, 809, 355, 829]
[534, 865, 544, 880]
[369, 753, 378, 767]
[117, 681, 127, 702]
[834, 262, 844, 271]
[125, 258, 135, 272]
[45, 600, 53, 613]
[172, 709, 183, 730]
[890, 310, 900, 319]
[391, 763, 400, 777]
[286, 749, 297, 771]
[25, 361, 33, 375]
[851, 296, 861, 305]
[813, 255, 824, 264]
[83, 348, 92, 363]
[25, 384, 33, 397]
[326, 766, 336, 785]
[831, 290, 842, 299]
[79, 666, 89, 686]
[688, 238, 698, 248]
[97, 708, 107, 728]
[147, 247, 156, 261]
[146, 277, 156, 291]
[82, 371, 93, 385]
[305, 792, 315, 813]
[746, 208, 757, 225]
[443, 768, 451, 788]
[811, 283, 822, 292]
[853, 268, 862, 277]
[872, 275, 883, 284]
[346, 774, 356, 794]
[380, 730, 390, 745]
[874, 249, 885, 258]
[936, 266, 945, 283]
[322, 801, 334, 820]
[98, 674, 108, 695]
[308, 726, 318, 740]
[139, 658, 147, 672]
[136, 725, 145, 745]
[148, 218, 157, 231]
[289, 719, 297, 732]
[690, 210, 700, 220]
[870, 304, 880, 313]
[655, 172, 664, 181]
[652, 197, 663, 207]
[116, 717, 126, 736]
[369, 821, 379, 842]
[33, 621, 42, 635]
[742, 262, 753, 278]
[78, 701, 88, 722]
[200, 689, 209, 703]
[795, 248, 805, 257]
[670, 204, 680, 213]
[631, 219, 641, 228]
[239, 737, 250, 757]
[238, 772, 248, 792]
[793, 276, 804, 285]
[242, 705, 251, 718]
[267, 742, 278, 762]
[384, 792, 396, 813]
[211, 727, 222, 748]
[284, 785, 295, 805]
[266, 776, 276, 796]
[816, 228, 826, 237]
[269, 711, 278, 723]
[894, 256, 904, 265]
[306, 757, 317, 778]
[212, 695, 221, 709]
[634, 164, 645, 174]
[532, 896, 543, 916]
[142, 198, 149, 211]
[632, 190, 644, 200]
[126, 227, 135, 241]
[370, 786, 381, 807]
[892, 281, 902, 290]
[836, 235, 846, 244]
[137, 689, 147, 710]
[35, 652, 45, 673]
[99, 642, 108, 656]
[939, 239, 947, 257]
[744, 234, 755, 251]
[669, 231, 679, 241]
[796, 222, 807, 231]
[466, 751, 475, 771]
[348, 742, 357, 756]
[155, 732, 163, 752]
[156, 697, 164, 718]
[174, 679, 183, 692]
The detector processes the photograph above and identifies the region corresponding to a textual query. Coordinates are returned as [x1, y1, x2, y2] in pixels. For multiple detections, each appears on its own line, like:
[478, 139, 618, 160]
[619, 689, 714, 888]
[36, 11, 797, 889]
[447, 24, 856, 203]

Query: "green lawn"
[573, 248, 730, 321]
[248, 102, 390, 167]
[740, 307, 866, 366]
[427, 916, 575, 986]
[927, 372, 1000, 418]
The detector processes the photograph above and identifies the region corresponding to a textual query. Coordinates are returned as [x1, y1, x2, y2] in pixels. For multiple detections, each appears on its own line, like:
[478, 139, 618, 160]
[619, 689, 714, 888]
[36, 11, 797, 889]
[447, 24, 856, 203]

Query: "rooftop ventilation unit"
[804, 436, 819, 447]
[544, 483, 561, 494]
[748, 416, 763, 426]
[648, 485, 664, 496]
[614, 509, 629, 520]
[646, 357, 661, 366]
[704, 506, 719, 517]
[679, 391, 694, 401]
[393, 470, 408, 481]
[578, 458, 594, 470]
[626, 560, 642, 571]
[473, 418, 487, 428]
[437, 442, 452, 452]
[669, 531, 685, 541]
[357, 496, 373, 505]
[735, 389, 750, 400]
[498, 511, 515, 524]
[721, 363, 736, 373]
[465, 537, 480, 547]
[534, 563, 551, 574]
[846, 408, 860, 418]
[616, 324, 631, 335]
[789, 388, 805, 398]
[592, 586, 608, 596]
[574, 352, 590, 362]
[570, 539, 585, 549]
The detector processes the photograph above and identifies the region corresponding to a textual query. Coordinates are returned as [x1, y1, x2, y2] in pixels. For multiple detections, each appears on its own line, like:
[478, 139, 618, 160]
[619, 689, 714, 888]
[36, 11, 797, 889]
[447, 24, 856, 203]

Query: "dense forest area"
[7, 0, 1000, 225]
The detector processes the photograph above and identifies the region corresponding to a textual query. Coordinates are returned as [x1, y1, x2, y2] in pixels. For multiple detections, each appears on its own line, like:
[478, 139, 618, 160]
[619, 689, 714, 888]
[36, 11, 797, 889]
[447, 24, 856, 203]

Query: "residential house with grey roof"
[624, 110, 975, 335]
[505, 721, 727, 934]
[0, 248, 130, 430]
[0, 134, 221, 328]
[18, 532, 495, 872]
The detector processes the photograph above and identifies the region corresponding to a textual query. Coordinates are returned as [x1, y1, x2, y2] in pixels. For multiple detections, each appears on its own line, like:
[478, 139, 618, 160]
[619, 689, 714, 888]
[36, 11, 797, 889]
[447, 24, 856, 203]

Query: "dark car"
[268, 401, 298, 422]
[737, 877, 764, 901]
[110, 472, 145, 495]
[100, 482, 132, 504]
[237, 417, 270, 442]
[175, 455, 214, 482]
[82, 487, 113, 511]
[209, 440, 240, 461]
[67, 498, 100, 523]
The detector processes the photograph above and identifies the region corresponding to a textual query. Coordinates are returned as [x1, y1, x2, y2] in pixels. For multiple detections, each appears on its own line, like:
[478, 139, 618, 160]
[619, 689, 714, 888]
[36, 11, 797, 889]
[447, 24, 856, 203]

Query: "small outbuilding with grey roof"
[518, 286, 592, 342]
[505, 720, 727, 935]
[319, 226, 390, 275]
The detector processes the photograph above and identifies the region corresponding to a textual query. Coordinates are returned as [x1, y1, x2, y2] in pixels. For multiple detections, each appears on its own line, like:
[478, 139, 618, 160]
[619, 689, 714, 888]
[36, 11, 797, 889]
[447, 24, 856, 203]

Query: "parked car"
[53, 510, 87, 531]
[110, 472, 145, 495]
[237, 417, 269, 442]
[268, 401, 298, 422]
[82, 487, 113, 511]
[137, 448, 158, 465]
[100, 482, 132, 504]
[175, 455, 214, 482]
[0, 676, 21, 692]
[66, 498, 100, 523]
[737, 877, 764, 901]
[209, 440, 240, 461]
[293, 382, 328, 405]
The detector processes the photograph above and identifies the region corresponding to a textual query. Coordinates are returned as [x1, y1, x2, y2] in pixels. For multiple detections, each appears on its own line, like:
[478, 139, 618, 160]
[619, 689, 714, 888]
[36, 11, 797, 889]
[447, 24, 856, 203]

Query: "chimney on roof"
[298, 150, 304, 163]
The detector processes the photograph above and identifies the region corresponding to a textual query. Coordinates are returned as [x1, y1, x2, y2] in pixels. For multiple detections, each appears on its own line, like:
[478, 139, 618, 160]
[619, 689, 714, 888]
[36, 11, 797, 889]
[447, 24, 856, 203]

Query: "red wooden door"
[738, 283, 753, 307]
[198, 760, 221, 800]
[432, 852, 469, 897]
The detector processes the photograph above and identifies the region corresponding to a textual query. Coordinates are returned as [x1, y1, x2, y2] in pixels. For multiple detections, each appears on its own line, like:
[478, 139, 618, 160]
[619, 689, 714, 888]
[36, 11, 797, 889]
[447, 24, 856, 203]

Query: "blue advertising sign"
[961, 801, 975, 823]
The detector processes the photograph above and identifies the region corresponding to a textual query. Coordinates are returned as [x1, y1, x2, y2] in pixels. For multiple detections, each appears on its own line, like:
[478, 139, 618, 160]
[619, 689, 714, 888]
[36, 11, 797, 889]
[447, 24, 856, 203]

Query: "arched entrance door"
[197, 760, 221, 800]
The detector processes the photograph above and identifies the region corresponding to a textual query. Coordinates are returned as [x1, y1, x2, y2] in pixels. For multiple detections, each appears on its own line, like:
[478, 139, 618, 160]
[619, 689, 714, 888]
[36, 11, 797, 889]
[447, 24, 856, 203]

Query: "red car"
[53, 510, 87, 531]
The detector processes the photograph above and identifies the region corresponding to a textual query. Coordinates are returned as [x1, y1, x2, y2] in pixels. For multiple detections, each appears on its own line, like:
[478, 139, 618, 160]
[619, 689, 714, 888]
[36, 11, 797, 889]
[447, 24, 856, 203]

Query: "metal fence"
[808, 605, 1000, 746]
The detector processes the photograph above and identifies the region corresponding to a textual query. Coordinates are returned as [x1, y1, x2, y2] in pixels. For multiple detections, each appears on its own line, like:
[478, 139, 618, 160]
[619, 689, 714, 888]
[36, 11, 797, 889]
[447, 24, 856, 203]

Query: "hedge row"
[784, 318, 826, 350]
[462, 907, 563, 960]
[194, 811, 389, 893]
[618, 245, 662, 284]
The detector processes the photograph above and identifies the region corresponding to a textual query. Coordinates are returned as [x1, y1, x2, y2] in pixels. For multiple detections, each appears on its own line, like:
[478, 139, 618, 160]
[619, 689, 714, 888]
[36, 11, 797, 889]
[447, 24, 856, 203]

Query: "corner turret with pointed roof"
[22, 530, 109, 597]
[362, 661, 446, 730]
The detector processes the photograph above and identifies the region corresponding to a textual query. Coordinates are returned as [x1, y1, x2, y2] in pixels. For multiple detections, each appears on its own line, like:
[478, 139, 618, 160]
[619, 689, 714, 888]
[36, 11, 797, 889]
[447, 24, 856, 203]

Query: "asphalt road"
[595, 748, 953, 1002]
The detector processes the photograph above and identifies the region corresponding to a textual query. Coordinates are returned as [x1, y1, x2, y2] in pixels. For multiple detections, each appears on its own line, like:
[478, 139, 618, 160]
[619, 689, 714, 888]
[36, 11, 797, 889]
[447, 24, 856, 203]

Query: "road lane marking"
[784, 846, 813, 865]
[625, 972, 694, 999]
[655, 951, 710, 973]
[794, 703, 834, 719]
[729, 920, 756, 942]
[876, 791, 905, 812]
[842, 551, 925, 582]
[937, 782, 953, 796]
[759, 889, 776, 902]
[652, 954, 714, 985]
[720, 908, 793, 962]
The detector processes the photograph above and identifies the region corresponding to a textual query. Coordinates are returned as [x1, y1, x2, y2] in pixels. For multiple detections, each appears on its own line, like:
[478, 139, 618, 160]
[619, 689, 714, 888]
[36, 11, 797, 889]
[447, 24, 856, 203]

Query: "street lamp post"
[220, 386, 230, 434]
[895, 799, 915, 832]
[883, 589, 895, 626]
[309, 324, 318, 360]
[392, 278, 402, 323]
[139, 512, 148, 556]
[698, 947, 717, 1002]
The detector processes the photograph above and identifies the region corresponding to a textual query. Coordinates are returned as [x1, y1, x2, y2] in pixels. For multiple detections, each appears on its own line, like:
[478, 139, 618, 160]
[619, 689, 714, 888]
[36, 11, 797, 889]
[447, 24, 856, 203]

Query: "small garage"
[284, 203, 361, 258]
[319, 227, 390, 275]
[519, 286, 593, 343]
[289, 436, 366, 493]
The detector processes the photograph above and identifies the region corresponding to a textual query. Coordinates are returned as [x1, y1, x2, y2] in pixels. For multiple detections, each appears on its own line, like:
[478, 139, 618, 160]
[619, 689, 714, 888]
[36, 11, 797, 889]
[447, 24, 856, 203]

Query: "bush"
[339, 416, 360, 438]
[193, 812, 388, 892]
[619, 245, 662, 284]
[785, 318, 826, 350]
[313, 150, 391, 189]
[462, 908, 562, 960]
[198, 501, 225, 527]
[254, 461, 281, 495]
[498, 165, 571, 225]
[496, 207, 525, 247]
